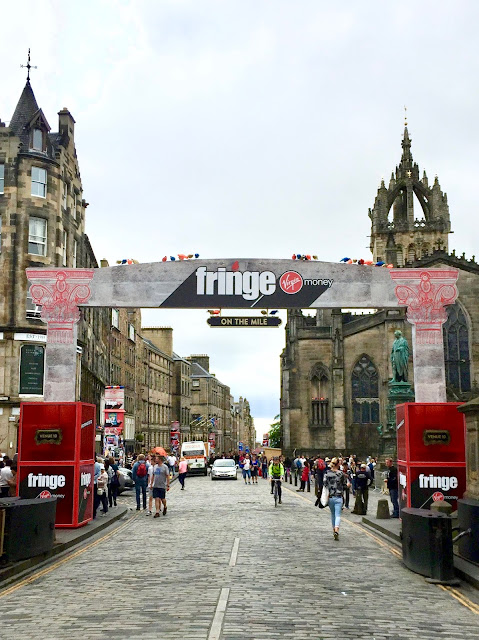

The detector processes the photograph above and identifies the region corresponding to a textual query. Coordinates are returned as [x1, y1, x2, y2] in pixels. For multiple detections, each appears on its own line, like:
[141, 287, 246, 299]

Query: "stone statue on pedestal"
[391, 330, 409, 382]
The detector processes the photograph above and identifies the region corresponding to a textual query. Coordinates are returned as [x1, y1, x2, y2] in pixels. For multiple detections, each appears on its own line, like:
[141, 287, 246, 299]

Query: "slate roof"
[9, 81, 56, 160]
[190, 362, 212, 377]
[9, 81, 39, 135]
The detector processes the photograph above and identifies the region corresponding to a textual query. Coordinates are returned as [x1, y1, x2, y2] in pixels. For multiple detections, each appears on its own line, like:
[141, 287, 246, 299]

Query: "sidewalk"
[284, 476, 479, 589]
[0, 472, 179, 587]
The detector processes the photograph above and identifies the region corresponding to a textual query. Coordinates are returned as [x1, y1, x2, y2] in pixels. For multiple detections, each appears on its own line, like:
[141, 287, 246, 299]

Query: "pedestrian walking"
[178, 456, 188, 490]
[242, 454, 252, 484]
[323, 457, 346, 540]
[93, 456, 102, 519]
[0, 459, 13, 498]
[167, 452, 177, 478]
[385, 457, 399, 517]
[352, 463, 372, 515]
[97, 465, 109, 516]
[297, 460, 310, 492]
[107, 456, 120, 507]
[261, 455, 268, 480]
[132, 454, 149, 511]
[151, 455, 170, 517]
[250, 454, 260, 484]
[341, 462, 352, 509]
[314, 456, 326, 496]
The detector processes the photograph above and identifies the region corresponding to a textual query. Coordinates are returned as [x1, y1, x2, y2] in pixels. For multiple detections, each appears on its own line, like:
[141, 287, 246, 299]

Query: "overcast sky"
[2, 1, 478, 439]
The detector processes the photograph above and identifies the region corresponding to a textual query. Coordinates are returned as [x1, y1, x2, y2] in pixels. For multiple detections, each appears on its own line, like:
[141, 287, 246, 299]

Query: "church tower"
[369, 126, 451, 266]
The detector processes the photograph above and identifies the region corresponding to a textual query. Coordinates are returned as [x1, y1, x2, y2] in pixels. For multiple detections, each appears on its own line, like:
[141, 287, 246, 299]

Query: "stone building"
[188, 354, 238, 454]
[281, 127, 479, 459]
[233, 396, 255, 451]
[172, 353, 191, 441]
[138, 327, 174, 450]
[107, 305, 142, 450]
[0, 76, 109, 454]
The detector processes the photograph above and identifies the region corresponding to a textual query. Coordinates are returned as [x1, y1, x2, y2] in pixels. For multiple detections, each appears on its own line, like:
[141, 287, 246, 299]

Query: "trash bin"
[0, 497, 57, 562]
[457, 498, 479, 564]
[401, 507, 458, 585]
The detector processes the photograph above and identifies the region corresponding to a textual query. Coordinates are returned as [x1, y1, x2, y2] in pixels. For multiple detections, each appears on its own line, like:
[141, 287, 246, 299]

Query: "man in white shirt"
[167, 454, 177, 478]
[0, 462, 14, 497]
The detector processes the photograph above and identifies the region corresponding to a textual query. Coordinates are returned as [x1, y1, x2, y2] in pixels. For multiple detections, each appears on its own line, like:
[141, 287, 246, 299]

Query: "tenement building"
[0, 75, 109, 454]
[281, 127, 479, 459]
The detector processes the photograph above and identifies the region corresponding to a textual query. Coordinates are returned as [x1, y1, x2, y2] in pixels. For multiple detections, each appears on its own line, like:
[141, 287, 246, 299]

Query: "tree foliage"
[268, 414, 282, 448]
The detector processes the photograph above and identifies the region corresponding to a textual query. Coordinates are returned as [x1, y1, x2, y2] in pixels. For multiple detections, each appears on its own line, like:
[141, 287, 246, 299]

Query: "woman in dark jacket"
[323, 457, 346, 540]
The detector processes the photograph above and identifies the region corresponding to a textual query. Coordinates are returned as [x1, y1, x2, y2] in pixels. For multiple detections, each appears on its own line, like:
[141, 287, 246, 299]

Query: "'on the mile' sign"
[207, 316, 282, 328]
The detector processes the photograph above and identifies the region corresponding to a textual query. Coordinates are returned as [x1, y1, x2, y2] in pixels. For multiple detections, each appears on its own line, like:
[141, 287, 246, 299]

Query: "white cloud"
[2, 0, 479, 423]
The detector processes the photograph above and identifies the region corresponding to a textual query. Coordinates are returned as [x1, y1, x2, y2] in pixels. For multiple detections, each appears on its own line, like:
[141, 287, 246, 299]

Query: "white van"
[180, 441, 208, 475]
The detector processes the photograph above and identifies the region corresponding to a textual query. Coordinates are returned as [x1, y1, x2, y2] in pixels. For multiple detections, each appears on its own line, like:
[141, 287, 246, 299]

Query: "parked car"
[117, 467, 134, 492]
[211, 459, 237, 481]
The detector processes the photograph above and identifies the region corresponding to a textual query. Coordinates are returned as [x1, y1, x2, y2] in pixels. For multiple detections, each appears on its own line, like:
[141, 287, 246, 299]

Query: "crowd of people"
[92, 448, 399, 542]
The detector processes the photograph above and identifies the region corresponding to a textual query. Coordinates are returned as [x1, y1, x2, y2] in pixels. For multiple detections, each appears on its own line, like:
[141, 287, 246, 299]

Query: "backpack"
[317, 458, 326, 471]
[136, 461, 147, 478]
[295, 459, 302, 470]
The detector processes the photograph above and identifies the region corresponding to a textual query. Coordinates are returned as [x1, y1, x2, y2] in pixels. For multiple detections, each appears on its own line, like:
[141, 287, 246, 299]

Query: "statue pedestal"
[379, 381, 415, 459]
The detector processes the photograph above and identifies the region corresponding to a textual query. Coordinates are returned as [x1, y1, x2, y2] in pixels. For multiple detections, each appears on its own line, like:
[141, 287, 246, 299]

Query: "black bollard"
[294, 472, 298, 487]
[289, 471, 292, 484]
[307, 477, 311, 492]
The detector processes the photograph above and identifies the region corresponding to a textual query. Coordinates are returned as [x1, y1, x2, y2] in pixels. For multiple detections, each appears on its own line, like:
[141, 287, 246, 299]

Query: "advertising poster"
[399, 464, 467, 511]
[208, 432, 216, 452]
[104, 386, 125, 433]
[78, 463, 93, 524]
[18, 464, 75, 526]
[170, 421, 180, 451]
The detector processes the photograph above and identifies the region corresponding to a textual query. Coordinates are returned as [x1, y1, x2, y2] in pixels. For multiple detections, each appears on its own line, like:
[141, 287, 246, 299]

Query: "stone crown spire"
[368, 126, 451, 266]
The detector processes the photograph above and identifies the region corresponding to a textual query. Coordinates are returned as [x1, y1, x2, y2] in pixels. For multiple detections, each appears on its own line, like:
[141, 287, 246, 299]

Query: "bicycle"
[272, 478, 282, 507]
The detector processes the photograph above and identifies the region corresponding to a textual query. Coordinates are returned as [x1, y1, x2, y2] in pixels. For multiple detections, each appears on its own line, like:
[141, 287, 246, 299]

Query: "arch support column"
[26, 268, 94, 401]
[390, 269, 458, 402]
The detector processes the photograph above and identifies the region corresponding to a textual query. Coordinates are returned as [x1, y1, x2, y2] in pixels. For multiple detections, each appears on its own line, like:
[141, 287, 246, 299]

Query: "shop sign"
[35, 429, 63, 445]
[19, 344, 45, 395]
[207, 316, 281, 327]
[423, 429, 450, 446]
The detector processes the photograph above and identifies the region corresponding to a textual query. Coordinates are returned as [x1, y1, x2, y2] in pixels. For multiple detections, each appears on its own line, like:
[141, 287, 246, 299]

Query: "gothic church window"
[352, 355, 379, 424]
[443, 302, 471, 394]
[310, 364, 329, 425]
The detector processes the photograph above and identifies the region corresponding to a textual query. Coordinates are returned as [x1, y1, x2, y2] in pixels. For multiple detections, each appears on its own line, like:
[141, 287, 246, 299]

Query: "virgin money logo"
[432, 491, 444, 502]
[38, 490, 52, 499]
[279, 271, 303, 294]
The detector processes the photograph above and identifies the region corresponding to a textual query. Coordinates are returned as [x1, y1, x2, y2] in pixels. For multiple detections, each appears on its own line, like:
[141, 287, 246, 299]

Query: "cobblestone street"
[1, 476, 479, 640]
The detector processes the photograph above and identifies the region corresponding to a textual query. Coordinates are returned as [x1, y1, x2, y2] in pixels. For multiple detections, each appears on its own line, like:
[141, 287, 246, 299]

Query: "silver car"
[211, 459, 238, 480]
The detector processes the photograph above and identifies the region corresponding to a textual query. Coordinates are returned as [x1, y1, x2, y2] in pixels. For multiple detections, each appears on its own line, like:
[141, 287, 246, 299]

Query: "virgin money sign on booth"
[17, 402, 96, 527]
[397, 402, 466, 511]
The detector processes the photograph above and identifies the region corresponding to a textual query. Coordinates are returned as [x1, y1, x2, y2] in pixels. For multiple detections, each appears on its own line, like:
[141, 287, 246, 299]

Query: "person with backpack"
[314, 456, 326, 495]
[132, 454, 149, 511]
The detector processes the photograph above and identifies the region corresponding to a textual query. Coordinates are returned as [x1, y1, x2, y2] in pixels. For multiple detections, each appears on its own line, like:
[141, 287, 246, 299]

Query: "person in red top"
[297, 461, 310, 492]
[178, 456, 188, 491]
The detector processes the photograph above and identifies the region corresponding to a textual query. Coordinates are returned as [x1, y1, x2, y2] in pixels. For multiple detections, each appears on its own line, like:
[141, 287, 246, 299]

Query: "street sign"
[207, 316, 281, 327]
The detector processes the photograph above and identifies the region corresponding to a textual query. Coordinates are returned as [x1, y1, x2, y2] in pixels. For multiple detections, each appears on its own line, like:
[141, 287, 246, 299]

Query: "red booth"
[17, 402, 95, 528]
[397, 403, 466, 512]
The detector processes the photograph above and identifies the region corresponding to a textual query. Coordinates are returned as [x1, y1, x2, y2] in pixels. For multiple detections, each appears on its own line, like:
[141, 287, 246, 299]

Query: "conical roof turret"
[9, 80, 39, 135]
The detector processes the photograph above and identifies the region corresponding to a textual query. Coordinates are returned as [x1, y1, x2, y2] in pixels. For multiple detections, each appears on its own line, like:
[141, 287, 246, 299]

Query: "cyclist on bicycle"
[268, 456, 284, 504]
